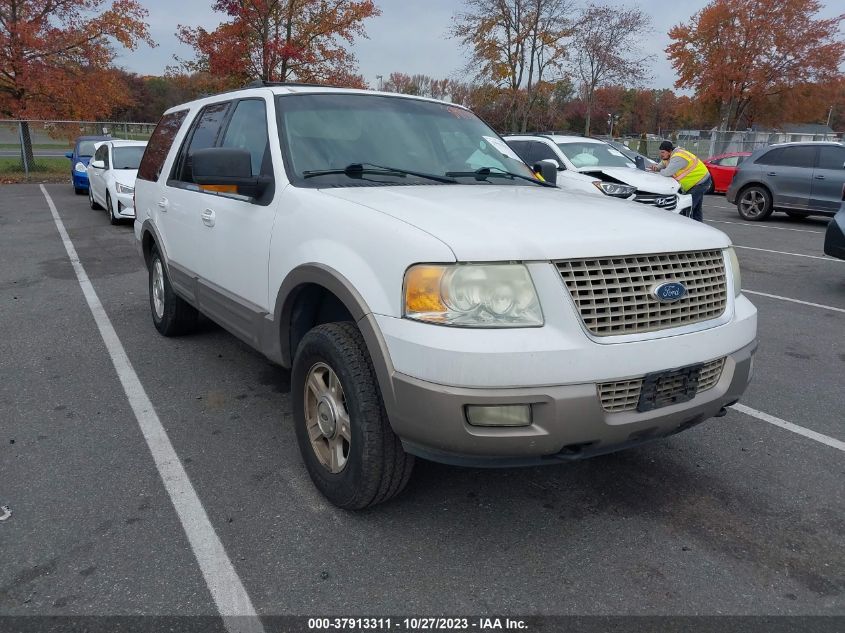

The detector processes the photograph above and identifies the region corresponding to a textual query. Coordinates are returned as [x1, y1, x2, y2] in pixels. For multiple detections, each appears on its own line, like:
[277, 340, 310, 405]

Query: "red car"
[704, 151, 752, 193]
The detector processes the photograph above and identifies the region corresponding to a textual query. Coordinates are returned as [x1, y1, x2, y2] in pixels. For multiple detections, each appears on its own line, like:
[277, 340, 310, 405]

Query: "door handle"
[814, 175, 825, 180]
[766, 172, 777, 176]
[157, 197, 169, 211]
[201, 208, 216, 227]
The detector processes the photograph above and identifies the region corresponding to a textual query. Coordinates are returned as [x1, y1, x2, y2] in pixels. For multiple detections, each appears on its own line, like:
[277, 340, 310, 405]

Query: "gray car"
[727, 142, 845, 221]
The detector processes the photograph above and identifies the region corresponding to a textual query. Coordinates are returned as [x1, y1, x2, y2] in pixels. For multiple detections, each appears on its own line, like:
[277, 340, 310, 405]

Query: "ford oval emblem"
[652, 281, 688, 303]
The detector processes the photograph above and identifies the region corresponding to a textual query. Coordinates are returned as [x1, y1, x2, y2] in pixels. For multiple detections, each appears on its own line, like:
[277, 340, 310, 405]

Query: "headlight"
[592, 181, 636, 198]
[403, 264, 543, 327]
[726, 247, 742, 297]
[75, 162, 86, 173]
[116, 183, 134, 194]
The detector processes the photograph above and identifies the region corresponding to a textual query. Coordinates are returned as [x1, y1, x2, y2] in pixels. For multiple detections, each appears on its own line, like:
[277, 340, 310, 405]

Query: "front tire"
[148, 245, 198, 336]
[106, 193, 119, 225]
[292, 323, 414, 509]
[89, 187, 101, 210]
[737, 185, 773, 221]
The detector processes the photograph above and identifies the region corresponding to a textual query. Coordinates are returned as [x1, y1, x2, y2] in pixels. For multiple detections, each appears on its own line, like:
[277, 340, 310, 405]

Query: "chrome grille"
[556, 250, 728, 336]
[599, 358, 726, 413]
[634, 192, 677, 210]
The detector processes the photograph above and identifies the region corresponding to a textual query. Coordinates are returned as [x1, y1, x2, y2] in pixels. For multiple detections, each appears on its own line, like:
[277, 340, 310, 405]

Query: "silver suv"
[727, 142, 845, 221]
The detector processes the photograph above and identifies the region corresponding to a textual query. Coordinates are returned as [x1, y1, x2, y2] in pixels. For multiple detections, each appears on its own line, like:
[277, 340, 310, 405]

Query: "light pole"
[827, 106, 833, 128]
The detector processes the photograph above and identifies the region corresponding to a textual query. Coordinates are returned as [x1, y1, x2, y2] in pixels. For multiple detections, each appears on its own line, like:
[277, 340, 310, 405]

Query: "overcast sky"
[114, 0, 844, 90]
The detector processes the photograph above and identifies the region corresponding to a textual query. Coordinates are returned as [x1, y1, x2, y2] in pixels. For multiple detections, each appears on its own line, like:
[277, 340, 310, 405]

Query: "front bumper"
[115, 191, 135, 217]
[389, 339, 757, 466]
[72, 172, 89, 189]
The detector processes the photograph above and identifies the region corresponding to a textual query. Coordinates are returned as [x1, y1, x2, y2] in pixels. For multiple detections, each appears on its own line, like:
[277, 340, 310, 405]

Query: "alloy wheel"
[151, 259, 165, 320]
[739, 190, 766, 218]
[303, 362, 351, 474]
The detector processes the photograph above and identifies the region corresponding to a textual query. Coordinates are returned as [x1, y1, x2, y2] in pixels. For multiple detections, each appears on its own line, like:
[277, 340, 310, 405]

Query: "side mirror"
[533, 160, 559, 185]
[65, 151, 74, 159]
[192, 147, 270, 198]
[635, 155, 646, 170]
[90, 160, 105, 169]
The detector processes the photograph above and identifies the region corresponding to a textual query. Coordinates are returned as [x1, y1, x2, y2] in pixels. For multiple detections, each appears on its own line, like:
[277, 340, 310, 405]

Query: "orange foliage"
[666, 0, 844, 130]
[0, 0, 153, 119]
[177, 0, 379, 87]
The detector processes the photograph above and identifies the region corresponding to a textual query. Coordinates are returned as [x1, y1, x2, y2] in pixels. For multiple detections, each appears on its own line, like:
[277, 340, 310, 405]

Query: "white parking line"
[40, 186, 264, 633]
[731, 404, 845, 452]
[734, 245, 841, 262]
[706, 219, 825, 235]
[742, 290, 845, 314]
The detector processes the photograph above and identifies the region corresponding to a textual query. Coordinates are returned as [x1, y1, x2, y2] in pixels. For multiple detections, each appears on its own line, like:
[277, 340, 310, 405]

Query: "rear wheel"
[292, 322, 414, 509]
[737, 186, 773, 221]
[148, 245, 198, 336]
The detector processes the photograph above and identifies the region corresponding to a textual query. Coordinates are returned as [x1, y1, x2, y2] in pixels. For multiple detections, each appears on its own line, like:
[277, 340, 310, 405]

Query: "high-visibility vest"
[669, 148, 709, 192]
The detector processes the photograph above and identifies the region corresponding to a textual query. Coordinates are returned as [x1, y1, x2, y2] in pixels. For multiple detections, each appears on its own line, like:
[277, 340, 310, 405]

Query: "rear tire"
[148, 245, 198, 336]
[291, 322, 414, 509]
[737, 185, 773, 221]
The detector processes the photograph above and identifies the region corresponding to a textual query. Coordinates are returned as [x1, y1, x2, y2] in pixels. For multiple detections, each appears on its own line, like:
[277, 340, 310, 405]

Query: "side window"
[817, 146, 845, 170]
[138, 110, 189, 182]
[507, 141, 533, 164]
[719, 156, 740, 167]
[103, 146, 111, 169]
[172, 102, 232, 183]
[756, 148, 783, 165]
[94, 145, 106, 165]
[220, 99, 270, 176]
[778, 146, 817, 168]
[531, 141, 561, 166]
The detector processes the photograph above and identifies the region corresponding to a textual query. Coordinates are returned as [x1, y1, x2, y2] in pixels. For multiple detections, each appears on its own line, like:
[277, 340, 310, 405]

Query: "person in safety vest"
[649, 140, 711, 222]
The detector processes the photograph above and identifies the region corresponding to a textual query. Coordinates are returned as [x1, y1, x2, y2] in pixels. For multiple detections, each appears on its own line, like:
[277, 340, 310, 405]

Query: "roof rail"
[243, 79, 344, 89]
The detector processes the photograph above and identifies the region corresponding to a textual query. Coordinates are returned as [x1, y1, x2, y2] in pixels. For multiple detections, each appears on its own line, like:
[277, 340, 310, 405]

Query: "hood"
[576, 166, 680, 195]
[320, 185, 729, 261]
[113, 170, 138, 187]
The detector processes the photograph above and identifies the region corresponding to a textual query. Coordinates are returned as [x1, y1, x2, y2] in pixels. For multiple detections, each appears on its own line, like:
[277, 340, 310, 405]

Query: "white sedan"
[87, 140, 147, 224]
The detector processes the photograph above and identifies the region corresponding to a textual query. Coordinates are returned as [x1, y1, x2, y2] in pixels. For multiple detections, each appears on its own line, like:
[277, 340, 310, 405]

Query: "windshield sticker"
[483, 136, 521, 160]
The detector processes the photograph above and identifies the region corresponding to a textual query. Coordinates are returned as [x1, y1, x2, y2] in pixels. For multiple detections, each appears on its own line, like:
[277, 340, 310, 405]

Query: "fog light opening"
[465, 404, 532, 427]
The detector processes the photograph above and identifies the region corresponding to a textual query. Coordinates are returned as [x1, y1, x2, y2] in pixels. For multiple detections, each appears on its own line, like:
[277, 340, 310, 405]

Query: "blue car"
[65, 135, 111, 194]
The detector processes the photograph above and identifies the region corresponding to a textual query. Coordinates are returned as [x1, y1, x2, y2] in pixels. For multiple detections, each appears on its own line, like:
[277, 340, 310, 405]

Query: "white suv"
[134, 84, 757, 509]
[504, 134, 694, 215]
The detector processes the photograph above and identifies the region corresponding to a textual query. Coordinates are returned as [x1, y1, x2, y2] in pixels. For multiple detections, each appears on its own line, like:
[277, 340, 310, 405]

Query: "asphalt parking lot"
[1, 184, 843, 630]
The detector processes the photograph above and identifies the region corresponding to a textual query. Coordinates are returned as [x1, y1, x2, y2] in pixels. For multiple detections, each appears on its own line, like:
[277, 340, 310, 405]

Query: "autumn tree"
[667, 0, 845, 131]
[572, 3, 652, 135]
[0, 0, 153, 165]
[452, 0, 574, 132]
[177, 0, 379, 88]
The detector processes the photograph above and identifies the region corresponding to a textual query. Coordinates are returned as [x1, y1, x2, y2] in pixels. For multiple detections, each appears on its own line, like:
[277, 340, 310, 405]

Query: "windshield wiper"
[444, 166, 556, 187]
[303, 162, 457, 184]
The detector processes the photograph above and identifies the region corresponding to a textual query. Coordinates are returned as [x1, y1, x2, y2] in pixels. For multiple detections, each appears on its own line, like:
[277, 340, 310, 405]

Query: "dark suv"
[727, 142, 845, 221]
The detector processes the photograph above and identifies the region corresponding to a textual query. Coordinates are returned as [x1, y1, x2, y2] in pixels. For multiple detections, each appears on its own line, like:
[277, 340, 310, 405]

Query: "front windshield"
[556, 142, 635, 169]
[112, 146, 146, 169]
[277, 93, 537, 186]
[77, 141, 97, 157]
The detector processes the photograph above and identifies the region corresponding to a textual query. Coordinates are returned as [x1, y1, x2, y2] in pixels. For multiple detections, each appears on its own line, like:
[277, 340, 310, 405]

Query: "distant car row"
[65, 136, 147, 223]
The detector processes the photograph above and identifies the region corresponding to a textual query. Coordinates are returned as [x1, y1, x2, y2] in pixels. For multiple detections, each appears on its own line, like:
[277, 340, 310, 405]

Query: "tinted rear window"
[138, 110, 189, 182]
[816, 146, 845, 170]
[758, 145, 816, 168]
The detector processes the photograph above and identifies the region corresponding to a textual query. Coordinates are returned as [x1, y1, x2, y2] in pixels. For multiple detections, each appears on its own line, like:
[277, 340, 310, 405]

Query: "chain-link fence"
[0, 120, 156, 179]
[623, 129, 842, 161]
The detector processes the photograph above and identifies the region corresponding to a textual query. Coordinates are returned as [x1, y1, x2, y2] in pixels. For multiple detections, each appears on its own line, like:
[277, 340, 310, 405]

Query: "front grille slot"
[599, 358, 725, 413]
[634, 192, 677, 210]
[556, 250, 728, 336]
